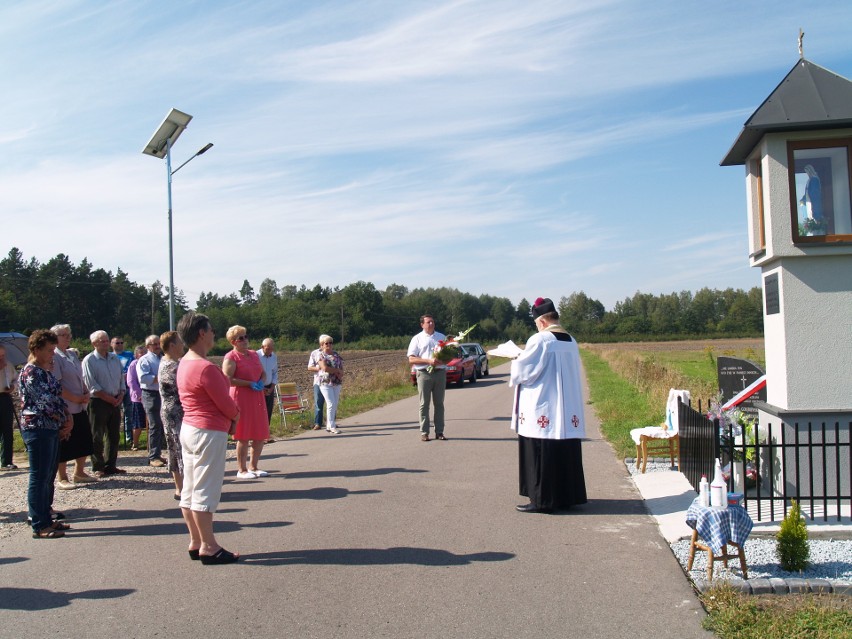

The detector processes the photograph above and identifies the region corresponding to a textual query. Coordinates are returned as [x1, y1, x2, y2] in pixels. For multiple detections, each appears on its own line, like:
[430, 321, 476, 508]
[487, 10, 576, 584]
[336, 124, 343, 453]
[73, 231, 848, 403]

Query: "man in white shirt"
[257, 338, 279, 441]
[407, 314, 447, 442]
[137, 334, 166, 467]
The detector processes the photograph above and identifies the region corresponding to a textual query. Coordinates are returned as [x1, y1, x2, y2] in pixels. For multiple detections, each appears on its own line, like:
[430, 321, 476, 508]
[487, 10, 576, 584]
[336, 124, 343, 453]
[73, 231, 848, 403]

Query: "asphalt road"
[0, 364, 710, 638]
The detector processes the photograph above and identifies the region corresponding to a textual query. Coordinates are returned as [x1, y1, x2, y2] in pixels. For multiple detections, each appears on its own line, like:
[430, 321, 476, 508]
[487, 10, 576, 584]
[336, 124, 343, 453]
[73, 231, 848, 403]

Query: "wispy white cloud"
[1, 0, 850, 311]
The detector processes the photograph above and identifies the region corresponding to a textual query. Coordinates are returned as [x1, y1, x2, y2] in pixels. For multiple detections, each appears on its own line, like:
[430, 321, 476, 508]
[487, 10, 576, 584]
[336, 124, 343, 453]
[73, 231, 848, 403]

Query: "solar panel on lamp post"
[142, 108, 213, 330]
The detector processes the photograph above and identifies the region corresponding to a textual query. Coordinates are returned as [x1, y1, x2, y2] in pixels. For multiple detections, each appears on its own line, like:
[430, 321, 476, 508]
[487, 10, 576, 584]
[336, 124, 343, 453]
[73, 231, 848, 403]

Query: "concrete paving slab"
[631, 471, 696, 543]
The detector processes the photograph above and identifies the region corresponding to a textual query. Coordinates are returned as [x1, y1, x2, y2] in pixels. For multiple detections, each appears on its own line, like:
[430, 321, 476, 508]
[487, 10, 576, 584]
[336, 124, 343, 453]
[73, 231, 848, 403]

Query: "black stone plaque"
[764, 273, 779, 315]
[717, 356, 766, 417]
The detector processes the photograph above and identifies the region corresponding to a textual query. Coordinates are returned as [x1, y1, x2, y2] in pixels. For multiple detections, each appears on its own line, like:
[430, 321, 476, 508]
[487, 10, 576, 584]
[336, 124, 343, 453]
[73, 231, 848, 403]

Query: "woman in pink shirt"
[176, 312, 240, 565]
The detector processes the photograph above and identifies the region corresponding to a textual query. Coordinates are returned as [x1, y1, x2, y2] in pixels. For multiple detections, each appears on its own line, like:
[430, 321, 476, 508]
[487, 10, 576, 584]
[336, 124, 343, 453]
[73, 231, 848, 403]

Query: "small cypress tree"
[776, 499, 809, 572]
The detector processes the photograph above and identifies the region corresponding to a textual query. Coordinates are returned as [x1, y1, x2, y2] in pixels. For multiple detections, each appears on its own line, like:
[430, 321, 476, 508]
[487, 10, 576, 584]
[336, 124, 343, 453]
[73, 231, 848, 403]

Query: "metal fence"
[720, 418, 851, 522]
[678, 398, 718, 492]
[678, 398, 852, 522]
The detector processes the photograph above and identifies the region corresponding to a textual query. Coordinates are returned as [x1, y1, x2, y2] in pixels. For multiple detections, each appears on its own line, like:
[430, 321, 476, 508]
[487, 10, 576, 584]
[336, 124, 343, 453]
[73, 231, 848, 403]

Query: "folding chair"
[275, 382, 308, 428]
[630, 389, 690, 473]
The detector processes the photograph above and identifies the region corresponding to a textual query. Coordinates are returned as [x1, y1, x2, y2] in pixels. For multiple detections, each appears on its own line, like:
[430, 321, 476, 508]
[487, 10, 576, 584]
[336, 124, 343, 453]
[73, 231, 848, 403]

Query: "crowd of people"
[2, 298, 588, 560]
[1, 315, 290, 548]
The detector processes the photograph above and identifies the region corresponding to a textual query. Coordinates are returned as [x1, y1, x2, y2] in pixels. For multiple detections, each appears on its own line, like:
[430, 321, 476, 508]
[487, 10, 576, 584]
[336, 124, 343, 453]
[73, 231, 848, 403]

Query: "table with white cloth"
[685, 497, 753, 579]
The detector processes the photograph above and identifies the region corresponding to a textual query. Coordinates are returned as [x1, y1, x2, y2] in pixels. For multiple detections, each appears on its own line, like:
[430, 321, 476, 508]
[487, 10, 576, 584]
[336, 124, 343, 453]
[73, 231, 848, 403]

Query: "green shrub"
[777, 500, 810, 572]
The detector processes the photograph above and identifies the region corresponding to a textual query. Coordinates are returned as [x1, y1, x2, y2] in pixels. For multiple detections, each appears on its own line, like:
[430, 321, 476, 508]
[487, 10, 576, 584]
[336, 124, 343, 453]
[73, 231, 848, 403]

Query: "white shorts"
[179, 422, 228, 512]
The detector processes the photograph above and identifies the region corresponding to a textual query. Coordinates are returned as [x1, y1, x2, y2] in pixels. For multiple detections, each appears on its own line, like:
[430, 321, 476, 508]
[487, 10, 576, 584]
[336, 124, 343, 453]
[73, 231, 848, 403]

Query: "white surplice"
[509, 327, 585, 440]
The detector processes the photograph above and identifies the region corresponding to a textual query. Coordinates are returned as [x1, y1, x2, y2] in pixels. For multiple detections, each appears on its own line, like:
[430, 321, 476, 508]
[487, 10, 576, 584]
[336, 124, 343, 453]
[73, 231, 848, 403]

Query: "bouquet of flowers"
[708, 392, 760, 465]
[426, 324, 477, 372]
[800, 217, 827, 236]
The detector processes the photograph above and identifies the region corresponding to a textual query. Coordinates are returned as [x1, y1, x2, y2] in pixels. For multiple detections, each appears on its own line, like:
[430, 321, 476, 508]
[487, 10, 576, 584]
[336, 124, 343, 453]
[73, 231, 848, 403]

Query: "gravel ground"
[625, 459, 852, 585]
[671, 537, 852, 584]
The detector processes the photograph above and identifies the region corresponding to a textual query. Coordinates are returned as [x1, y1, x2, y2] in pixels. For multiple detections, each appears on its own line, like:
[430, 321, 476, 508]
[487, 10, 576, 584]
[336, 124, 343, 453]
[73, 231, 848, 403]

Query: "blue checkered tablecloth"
[685, 498, 753, 555]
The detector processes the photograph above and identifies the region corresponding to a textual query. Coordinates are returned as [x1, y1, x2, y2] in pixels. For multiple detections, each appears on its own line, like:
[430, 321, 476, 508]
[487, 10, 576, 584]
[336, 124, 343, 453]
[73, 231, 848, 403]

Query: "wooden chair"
[687, 529, 748, 580]
[275, 382, 308, 427]
[630, 389, 690, 473]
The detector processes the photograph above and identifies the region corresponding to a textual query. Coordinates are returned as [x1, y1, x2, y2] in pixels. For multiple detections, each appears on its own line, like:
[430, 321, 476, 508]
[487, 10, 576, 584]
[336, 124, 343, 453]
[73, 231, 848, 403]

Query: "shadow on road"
[242, 546, 515, 567]
[548, 498, 647, 517]
[0, 556, 27, 566]
[62, 518, 292, 538]
[222, 487, 380, 502]
[283, 467, 427, 480]
[0, 586, 135, 611]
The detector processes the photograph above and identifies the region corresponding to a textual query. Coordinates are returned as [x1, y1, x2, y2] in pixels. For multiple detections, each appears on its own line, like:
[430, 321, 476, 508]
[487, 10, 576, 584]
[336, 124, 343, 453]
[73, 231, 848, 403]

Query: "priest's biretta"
[531, 297, 556, 319]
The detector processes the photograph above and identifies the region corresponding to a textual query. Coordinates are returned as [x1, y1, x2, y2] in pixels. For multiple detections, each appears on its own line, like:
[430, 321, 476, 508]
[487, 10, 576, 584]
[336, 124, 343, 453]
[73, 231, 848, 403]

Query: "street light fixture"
[143, 108, 213, 330]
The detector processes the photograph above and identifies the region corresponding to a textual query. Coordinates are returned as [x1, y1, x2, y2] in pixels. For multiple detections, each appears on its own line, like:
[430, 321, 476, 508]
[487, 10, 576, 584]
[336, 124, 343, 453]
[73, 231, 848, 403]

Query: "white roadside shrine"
[721, 56, 852, 501]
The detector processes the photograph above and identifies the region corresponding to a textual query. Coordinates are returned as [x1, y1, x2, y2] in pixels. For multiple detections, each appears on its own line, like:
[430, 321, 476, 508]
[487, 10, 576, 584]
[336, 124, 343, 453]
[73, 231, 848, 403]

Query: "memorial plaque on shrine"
[717, 356, 766, 417]
[764, 273, 779, 315]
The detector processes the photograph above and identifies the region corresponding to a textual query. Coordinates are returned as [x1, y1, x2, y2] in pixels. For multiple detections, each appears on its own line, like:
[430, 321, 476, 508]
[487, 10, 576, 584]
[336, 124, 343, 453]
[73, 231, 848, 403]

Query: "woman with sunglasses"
[222, 326, 268, 479]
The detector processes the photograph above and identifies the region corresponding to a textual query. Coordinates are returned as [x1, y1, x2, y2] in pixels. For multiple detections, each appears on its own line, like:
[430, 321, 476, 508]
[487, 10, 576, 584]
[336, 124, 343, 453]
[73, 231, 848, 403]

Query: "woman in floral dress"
[159, 331, 185, 500]
[19, 329, 72, 538]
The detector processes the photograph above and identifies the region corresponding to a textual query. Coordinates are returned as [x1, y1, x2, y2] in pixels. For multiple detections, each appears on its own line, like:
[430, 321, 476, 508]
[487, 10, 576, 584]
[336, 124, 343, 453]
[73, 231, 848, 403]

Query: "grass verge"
[267, 364, 418, 437]
[579, 348, 658, 459]
[700, 583, 852, 638]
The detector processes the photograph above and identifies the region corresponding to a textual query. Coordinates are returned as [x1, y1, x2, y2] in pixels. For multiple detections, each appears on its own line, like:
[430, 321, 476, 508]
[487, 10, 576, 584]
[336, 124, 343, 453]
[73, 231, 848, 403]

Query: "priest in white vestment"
[509, 297, 587, 513]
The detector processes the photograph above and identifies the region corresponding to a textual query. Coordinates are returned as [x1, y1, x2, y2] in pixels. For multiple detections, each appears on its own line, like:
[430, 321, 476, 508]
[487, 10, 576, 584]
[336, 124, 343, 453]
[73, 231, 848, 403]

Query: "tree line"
[0, 248, 763, 349]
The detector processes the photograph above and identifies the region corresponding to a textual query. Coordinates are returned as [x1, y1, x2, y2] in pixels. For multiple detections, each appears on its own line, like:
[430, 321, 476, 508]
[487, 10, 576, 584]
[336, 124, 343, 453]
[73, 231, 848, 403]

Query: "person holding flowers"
[407, 314, 448, 442]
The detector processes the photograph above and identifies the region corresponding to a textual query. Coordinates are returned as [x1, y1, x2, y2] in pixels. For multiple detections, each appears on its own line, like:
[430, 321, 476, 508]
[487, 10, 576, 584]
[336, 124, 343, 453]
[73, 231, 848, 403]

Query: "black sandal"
[200, 547, 239, 565]
[435, 433, 447, 440]
[188, 549, 200, 561]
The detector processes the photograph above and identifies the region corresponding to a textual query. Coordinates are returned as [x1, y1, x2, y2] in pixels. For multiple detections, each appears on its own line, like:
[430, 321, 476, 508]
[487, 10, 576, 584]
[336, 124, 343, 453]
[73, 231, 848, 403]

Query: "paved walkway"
[0, 364, 711, 638]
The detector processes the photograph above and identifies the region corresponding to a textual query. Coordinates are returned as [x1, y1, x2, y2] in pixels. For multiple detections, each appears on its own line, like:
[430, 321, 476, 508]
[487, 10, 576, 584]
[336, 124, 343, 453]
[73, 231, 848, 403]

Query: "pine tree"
[776, 500, 809, 572]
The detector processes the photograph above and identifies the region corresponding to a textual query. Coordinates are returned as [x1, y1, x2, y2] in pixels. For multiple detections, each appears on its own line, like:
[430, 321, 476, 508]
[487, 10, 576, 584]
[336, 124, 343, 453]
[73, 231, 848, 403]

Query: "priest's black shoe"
[516, 502, 551, 513]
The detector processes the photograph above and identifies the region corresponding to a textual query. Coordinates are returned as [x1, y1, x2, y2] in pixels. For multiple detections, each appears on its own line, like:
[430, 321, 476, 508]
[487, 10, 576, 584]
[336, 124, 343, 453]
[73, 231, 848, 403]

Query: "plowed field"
[210, 350, 409, 391]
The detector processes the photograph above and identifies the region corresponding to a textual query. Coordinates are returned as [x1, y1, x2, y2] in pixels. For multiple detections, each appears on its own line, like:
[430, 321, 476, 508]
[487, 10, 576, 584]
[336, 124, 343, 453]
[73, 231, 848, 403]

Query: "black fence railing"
[719, 418, 851, 523]
[678, 398, 719, 492]
[678, 398, 852, 522]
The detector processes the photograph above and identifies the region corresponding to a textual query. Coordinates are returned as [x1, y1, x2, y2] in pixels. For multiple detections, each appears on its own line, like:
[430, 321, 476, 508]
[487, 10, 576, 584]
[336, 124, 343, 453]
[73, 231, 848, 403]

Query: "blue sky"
[2, 1, 851, 310]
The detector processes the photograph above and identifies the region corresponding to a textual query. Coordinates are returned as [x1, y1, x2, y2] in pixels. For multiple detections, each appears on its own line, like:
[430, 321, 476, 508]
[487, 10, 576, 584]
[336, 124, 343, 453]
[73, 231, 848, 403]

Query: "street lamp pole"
[165, 137, 176, 331]
[143, 108, 212, 330]
[164, 140, 213, 329]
